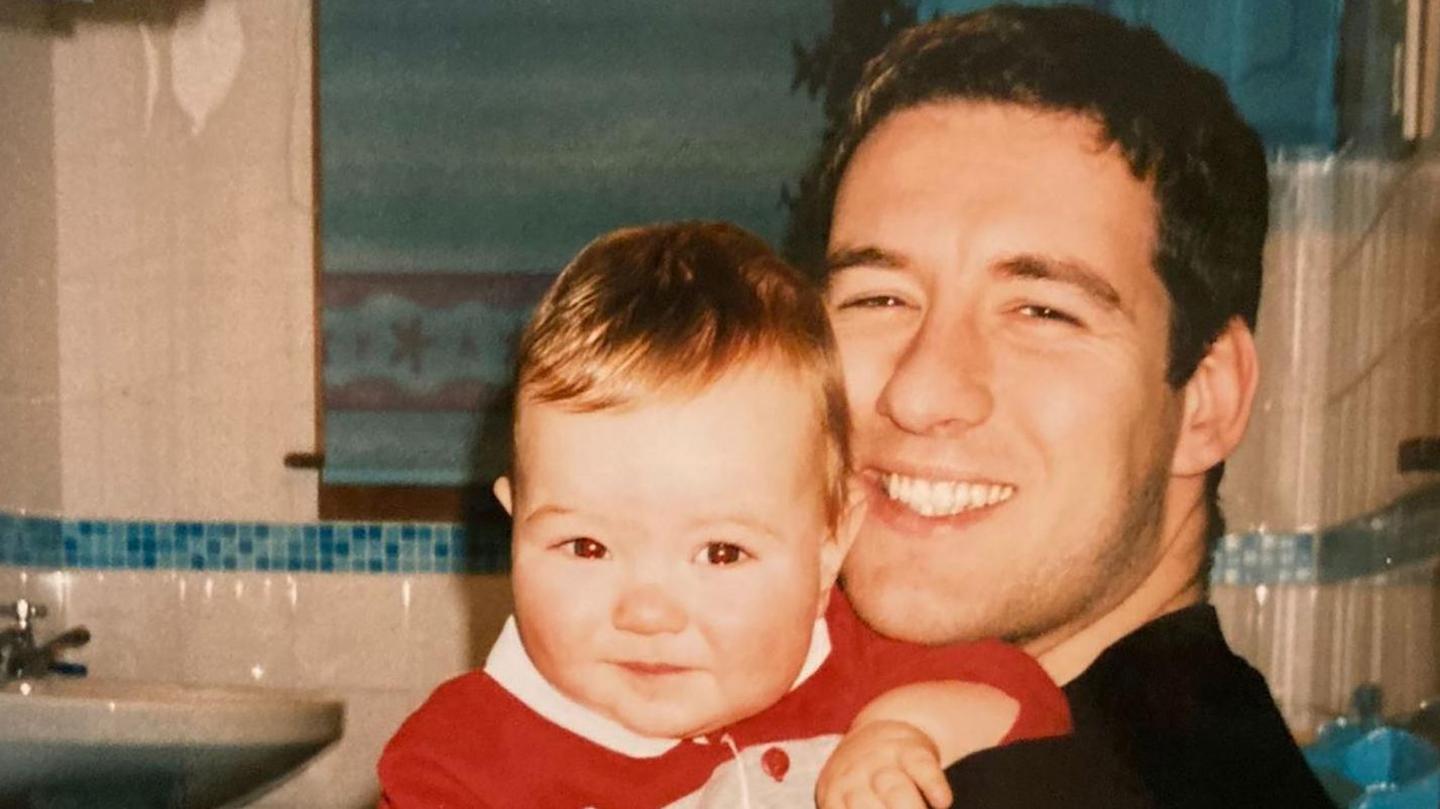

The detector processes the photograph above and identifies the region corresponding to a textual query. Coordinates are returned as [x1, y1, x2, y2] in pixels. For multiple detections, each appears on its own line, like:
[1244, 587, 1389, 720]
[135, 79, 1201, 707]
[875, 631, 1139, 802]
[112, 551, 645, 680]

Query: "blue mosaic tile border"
[1211, 483, 1440, 585]
[0, 511, 509, 574]
[4, 483, 1436, 580]
[1210, 532, 1317, 585]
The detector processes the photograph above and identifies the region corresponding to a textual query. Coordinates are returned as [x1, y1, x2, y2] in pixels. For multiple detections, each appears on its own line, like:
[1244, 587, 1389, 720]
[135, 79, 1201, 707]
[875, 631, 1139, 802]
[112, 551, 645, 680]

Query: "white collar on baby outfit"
[484, 613, 833, 759]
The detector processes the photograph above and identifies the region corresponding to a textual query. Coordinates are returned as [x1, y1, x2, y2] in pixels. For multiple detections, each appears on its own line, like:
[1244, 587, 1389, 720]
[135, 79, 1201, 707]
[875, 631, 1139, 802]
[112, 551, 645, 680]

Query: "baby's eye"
[696, 542, 749, 566]
[562, 538, 609, 560]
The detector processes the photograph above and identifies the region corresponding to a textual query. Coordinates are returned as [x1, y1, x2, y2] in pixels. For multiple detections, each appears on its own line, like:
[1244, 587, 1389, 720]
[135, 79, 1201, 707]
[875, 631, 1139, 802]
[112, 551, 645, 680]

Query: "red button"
[761, 746, 790, 782]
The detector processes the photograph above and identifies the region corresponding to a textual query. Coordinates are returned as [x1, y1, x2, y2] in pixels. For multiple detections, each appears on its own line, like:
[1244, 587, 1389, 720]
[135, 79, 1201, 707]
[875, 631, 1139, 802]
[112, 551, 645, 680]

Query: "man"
[814, 6, 1334, 806]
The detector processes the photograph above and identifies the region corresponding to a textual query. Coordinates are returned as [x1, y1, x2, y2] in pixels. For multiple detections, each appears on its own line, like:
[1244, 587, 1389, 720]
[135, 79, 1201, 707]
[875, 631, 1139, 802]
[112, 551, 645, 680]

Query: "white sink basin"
[0, 678, 344, 809]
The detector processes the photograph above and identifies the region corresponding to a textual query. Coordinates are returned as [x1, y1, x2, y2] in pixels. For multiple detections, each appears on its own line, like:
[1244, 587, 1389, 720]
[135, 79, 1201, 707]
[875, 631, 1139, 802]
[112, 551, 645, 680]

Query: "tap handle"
[3, 598, 47, 629]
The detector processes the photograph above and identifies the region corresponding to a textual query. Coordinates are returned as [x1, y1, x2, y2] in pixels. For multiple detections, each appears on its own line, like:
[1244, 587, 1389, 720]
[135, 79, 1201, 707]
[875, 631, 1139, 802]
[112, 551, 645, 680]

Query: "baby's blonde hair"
[513, 221, 851, 529]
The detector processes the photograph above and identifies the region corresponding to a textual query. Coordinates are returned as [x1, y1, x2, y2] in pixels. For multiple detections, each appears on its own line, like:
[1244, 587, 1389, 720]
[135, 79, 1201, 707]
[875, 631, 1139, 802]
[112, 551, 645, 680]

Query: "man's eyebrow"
[996, 254, 1126, 313]
[824, 245, 908, 274]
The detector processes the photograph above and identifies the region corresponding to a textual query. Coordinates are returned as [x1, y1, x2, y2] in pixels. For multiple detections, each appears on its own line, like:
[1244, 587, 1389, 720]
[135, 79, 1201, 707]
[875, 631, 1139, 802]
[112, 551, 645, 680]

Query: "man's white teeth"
[881, 473, 1014, 517]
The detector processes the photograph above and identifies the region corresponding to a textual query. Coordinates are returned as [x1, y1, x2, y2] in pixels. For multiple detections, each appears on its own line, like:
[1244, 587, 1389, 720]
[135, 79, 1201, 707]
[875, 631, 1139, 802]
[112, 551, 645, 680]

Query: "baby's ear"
[817, 481, 867, 612]
[492, 476, 515, 516]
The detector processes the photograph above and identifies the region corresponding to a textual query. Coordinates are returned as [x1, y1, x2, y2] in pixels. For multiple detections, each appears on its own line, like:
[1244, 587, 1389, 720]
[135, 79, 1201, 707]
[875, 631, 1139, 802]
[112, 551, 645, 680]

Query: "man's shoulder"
[946, 605, 1334, 808]
[1068, 604, 1286, 737]
[1062, 604, 1334, 807]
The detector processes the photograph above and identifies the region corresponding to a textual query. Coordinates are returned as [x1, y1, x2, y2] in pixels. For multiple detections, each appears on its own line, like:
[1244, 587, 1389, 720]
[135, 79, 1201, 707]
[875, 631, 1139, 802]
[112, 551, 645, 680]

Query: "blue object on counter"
[1306, 723, 1440, 809]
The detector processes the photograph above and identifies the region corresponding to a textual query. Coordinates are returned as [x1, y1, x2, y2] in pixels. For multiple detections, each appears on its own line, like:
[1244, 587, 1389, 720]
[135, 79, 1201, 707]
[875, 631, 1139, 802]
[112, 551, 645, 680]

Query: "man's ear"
[817, 481, 868, 615]
[1172, 317, 1259, 478]
[492, 476, 515, 516]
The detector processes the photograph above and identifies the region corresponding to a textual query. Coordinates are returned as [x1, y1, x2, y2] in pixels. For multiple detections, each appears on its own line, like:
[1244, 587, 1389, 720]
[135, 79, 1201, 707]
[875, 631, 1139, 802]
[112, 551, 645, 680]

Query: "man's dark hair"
[806, 4, 1270, 552]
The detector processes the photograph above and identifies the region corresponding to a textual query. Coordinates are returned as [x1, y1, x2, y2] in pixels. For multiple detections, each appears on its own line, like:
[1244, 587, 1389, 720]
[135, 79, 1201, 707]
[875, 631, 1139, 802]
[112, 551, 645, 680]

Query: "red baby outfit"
[378, 592, 1068, 809]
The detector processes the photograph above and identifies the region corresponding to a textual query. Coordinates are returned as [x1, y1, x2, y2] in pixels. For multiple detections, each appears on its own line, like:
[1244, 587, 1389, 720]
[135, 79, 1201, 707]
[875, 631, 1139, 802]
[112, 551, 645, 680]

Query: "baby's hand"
[816, 719, 953, 809]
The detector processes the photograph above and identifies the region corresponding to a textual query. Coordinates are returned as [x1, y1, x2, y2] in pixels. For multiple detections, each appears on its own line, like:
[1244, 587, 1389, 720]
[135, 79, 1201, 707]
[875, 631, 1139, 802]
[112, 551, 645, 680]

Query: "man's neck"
[1030, 494, 1209, 686]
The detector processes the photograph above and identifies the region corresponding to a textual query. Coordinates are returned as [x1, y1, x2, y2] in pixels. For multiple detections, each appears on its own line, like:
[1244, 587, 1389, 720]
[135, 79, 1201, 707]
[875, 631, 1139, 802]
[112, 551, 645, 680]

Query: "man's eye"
[696, 542, 749, 566]
[838, 294, 907, 309]
[1018, 303, 1081, 326]
[563, 538, 609, 560]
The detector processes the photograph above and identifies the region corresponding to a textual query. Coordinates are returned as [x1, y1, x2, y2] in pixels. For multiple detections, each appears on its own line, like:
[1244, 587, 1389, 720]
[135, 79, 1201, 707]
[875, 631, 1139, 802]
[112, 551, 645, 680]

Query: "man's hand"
[816, 720, 953, 809]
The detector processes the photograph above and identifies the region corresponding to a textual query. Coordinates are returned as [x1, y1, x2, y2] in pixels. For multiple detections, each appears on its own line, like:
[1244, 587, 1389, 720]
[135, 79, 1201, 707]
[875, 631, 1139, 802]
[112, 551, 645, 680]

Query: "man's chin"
[843, 571, 1001, 645]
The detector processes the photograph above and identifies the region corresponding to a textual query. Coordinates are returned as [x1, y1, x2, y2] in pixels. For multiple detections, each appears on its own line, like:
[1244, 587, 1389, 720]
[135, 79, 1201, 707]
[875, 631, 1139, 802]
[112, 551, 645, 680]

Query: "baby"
[378, 222, 1068, 808]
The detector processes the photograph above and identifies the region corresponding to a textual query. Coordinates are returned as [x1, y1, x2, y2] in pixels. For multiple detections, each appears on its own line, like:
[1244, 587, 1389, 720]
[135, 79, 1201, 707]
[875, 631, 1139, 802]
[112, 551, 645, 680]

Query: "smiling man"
[814, 6, 1334, 807]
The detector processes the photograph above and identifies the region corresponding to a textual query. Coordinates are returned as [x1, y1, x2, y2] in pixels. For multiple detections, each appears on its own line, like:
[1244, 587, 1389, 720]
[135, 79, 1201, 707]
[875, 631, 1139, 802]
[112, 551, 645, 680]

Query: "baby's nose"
[612, 583, 687, 635]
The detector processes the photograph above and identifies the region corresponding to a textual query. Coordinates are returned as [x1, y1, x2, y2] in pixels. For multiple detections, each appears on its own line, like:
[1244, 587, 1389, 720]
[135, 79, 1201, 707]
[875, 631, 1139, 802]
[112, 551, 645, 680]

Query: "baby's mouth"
[879, 471, 1015, 518]
[615, 662, 691, 676]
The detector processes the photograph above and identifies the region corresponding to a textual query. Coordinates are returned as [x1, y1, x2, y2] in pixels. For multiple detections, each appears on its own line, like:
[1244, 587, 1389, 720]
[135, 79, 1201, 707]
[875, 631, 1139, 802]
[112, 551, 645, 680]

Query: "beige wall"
[1320, 156, 1440, 524]
[1224, 153, 1440, 532]
[0, 8, 63, 514]
[1223, 159, 1335, 532]
[3, 0, 318, 522]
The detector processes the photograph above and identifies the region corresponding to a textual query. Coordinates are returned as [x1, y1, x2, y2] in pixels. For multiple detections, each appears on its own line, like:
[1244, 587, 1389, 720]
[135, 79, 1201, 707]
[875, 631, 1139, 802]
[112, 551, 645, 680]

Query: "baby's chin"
[611, 708, 732, 741]
[586, 673, 801, 740]
[607, 696, 780, 741]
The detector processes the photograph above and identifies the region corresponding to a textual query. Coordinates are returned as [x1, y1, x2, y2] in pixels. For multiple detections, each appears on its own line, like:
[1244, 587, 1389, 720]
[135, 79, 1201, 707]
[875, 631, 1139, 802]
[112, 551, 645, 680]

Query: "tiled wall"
[1212, 486, 1440, 733]
[0, 562, 514, 809]
[1214, 560, 1440, 741]
[1, 0, 318, 523]
[0, 507, 516, 808]
[0, 512, 507, 575]
[1322, 155, 1440, 525]
[1226, 151, 1440, 533]
[0, 5, 63, 515]
[0, 5, 391, 806]
[1217, 146, 1440, 735]
[1223, 156, 1334, 532]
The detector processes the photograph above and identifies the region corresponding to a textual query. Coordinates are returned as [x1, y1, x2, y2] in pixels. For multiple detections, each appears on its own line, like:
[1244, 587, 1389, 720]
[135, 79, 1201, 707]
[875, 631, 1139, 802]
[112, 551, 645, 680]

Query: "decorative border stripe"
[1211, 532, 1317, 585]
[0, 513, 510, 574]
[3, 482, 1436, 580]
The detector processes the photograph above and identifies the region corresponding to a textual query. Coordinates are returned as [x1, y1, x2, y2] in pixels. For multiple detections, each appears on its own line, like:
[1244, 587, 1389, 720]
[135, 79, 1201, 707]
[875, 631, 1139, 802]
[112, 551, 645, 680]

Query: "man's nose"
[877, 313, 994, 435]
[612, 582, 688, 635]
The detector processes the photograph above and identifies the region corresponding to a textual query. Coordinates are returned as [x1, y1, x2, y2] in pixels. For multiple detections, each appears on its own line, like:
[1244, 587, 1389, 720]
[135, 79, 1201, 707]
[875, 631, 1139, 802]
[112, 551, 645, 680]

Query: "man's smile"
[870, 470, 1017, 518]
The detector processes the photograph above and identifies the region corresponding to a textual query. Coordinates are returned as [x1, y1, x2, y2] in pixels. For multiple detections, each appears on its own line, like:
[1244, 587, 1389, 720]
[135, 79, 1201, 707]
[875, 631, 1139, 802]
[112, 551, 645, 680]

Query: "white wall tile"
[0, 394, 62, 515]
[0, 274, 60, 401]
[40, 0, 317, 523]
[0, 565, 24, 605]
[0, 19, 62, 514]
[402, 575, 473, 689]
[57, 398, 104, 518]
[292, 575, 410, 691]
[180, 571, 301, 688]
[64, 569, 182, 681]
[405, 574, 513, 689]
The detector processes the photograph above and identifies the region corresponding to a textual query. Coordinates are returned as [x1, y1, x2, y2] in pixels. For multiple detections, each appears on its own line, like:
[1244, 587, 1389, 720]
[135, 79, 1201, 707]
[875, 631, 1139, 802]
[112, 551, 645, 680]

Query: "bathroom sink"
[0, 678, 343, 809]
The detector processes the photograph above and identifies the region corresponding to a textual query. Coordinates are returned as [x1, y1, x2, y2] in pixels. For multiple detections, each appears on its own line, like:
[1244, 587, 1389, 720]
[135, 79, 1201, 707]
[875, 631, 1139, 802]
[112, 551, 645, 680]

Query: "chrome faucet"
[0, 598, 90, 681]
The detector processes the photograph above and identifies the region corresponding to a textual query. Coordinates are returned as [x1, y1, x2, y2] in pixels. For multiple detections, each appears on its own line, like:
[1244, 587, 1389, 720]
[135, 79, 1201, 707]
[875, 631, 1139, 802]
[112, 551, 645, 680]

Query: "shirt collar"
[485, 612, 833, 758]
